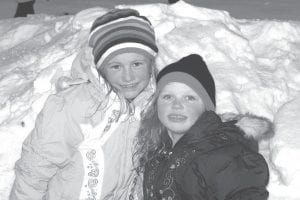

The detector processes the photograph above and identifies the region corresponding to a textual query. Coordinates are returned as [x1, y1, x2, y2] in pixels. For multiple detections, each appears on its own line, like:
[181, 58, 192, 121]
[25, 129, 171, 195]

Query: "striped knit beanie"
[157, 54, 216, 111]
[88, 9, 158, 69]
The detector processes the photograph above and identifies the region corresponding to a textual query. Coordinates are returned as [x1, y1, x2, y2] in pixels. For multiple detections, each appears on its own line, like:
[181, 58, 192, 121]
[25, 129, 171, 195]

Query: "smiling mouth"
[120, 83, 139, 89]
[167, 114, 187, 122]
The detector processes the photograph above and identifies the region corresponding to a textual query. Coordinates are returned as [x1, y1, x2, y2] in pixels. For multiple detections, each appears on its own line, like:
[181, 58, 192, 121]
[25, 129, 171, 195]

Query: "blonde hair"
[133, 92, 167, 173]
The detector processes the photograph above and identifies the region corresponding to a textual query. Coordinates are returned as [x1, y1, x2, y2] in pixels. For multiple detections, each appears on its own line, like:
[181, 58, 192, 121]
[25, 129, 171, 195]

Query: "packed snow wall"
[0, 1, 300, 199]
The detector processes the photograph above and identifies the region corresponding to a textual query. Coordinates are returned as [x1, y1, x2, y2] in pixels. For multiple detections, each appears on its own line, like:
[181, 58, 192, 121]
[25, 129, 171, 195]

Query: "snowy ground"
[1, 1, 300, 200]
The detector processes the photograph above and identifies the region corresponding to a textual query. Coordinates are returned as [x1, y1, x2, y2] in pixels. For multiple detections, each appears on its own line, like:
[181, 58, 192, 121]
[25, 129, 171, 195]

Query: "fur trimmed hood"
[220, 112, 274, 142]
[160, 111, 272, 154]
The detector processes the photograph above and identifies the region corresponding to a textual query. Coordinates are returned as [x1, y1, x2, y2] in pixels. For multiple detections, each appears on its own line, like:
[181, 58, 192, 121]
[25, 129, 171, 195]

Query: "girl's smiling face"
[102, 52, 152, 100]
[157, 82, 206, 138]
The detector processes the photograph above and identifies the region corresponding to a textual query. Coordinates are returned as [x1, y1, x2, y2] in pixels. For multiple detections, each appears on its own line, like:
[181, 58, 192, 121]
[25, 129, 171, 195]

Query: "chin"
[122, 91, 141, 100]
[168, 126, 190, 135]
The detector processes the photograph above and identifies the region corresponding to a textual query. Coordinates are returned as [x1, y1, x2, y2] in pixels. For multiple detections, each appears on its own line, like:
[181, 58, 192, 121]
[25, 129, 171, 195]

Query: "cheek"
[136, 67, 151, 81]
[103, 70, 120, 85]
[157, 100, 167, 122]
[136, 72, 150, 82]
[186, 105, 205, 121]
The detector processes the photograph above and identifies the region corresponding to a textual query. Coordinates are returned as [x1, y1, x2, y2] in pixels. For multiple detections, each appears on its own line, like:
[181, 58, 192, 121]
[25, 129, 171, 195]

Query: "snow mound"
[0, 1, 300, 199]
[268, 94, 300, 199]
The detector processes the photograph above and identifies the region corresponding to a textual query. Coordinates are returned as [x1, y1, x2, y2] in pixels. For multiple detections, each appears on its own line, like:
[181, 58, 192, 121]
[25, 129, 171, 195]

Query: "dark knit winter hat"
[88, 8, 158, 69]
[157, 54, 216, 111]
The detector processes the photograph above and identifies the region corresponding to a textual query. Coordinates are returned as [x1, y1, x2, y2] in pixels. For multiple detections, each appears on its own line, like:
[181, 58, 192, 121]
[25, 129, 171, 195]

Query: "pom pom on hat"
[88, 9, 158, 69]
[157, 54, 216, 111]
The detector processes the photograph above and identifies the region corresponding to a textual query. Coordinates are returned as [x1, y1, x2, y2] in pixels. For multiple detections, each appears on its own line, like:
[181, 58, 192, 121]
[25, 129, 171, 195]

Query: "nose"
[172, 99, 184, 110]
[122, 67, 134, 82]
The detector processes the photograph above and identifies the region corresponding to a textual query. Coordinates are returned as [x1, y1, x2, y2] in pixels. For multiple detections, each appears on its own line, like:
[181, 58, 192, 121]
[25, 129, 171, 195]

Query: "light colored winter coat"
[10, 48, 155, 200]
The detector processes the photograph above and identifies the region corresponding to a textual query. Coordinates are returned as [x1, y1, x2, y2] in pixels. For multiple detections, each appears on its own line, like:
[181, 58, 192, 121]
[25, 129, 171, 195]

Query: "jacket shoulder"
[50, 83, 105, 120]
[25, 84, 97, 148]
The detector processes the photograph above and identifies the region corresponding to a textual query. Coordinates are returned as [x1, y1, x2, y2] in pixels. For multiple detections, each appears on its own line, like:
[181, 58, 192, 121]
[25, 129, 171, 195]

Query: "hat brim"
[157, 71, 215, 111]
[96, 43, 157, 69]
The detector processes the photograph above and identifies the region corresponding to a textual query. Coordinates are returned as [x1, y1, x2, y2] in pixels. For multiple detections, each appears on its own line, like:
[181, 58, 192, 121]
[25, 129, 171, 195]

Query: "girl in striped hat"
[10, 8, 158, 200]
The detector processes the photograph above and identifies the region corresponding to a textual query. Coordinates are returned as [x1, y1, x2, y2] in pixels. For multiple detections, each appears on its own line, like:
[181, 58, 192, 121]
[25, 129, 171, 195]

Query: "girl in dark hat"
[136, 54, 270, 200]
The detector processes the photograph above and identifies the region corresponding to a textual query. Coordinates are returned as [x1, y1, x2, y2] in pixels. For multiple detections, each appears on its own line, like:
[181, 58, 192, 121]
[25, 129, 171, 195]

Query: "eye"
[108, 64, 121, 70]
[132, 61, 145, 68]
[161, 94, 172, 101]
[185, 95, 197, 102]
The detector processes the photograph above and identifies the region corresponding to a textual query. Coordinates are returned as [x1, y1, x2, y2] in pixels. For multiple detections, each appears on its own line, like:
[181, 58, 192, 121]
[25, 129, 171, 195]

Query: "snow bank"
[0, 1, 300, 199]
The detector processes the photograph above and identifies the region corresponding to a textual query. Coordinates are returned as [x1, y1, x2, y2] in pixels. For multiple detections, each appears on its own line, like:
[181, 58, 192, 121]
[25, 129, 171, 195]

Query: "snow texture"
[0, 1, 300, 199]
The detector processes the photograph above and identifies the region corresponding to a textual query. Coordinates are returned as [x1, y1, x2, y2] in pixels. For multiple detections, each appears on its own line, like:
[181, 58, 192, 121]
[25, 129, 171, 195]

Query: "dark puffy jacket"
[143, 111, 269, 200]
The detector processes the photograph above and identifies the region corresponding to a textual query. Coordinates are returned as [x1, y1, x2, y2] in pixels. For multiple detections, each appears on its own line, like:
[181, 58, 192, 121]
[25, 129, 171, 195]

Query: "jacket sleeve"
[10, 94, 75, 200]
[178, 150, 269, 200]
[214, 151, 269, 200]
